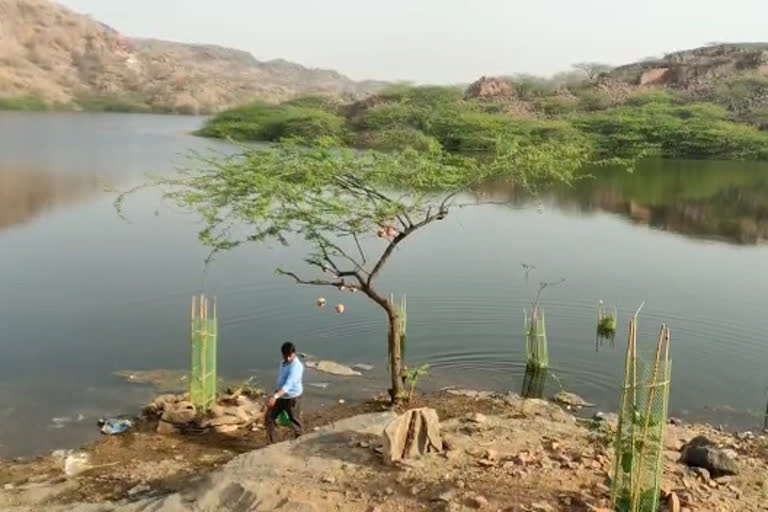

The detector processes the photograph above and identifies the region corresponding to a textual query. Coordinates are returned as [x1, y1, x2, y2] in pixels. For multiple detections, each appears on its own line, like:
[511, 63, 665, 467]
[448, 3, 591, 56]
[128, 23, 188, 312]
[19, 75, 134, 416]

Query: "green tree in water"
[117, 135, 589, 401]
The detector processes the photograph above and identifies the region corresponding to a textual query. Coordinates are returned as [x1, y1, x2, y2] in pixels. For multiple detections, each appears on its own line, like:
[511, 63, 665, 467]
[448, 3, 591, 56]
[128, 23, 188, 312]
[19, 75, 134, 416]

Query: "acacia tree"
[118, 136, 588, 401]
[573, 62, 613, 81]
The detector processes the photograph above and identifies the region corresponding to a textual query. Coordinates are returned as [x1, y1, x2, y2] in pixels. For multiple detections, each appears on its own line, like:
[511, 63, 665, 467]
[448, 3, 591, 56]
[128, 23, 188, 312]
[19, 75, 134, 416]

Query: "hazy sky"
[58, 0, 768, 84]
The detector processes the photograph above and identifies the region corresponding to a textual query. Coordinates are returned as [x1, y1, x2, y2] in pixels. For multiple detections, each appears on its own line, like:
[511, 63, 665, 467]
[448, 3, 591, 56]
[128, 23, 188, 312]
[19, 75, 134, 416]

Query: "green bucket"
[277, 410, 292, 427]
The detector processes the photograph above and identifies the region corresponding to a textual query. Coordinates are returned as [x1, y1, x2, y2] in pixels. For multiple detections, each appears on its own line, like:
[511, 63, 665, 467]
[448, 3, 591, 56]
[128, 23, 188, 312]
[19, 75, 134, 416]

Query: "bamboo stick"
[630, 324, 666, 512]
[612, 316, 636, 506]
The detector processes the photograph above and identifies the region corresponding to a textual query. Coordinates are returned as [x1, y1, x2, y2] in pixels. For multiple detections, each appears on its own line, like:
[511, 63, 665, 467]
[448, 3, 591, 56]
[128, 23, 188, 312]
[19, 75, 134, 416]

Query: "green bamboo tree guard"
[610, 306, 671, 512]
[190, 295, 218, 412]
[524, 307, 548, 370]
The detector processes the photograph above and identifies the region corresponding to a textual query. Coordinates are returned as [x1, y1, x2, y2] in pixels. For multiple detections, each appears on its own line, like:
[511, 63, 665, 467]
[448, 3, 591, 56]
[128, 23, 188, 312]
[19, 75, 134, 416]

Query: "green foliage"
[624, 89, 685, 107]
[198, 83, 768, 162]
[197, 102, 348, 142]
[536, 96, 579, 116]
[281, 95, 340, 113]
[404, 364, 430, 403]
[74, 93, 152, 113]
[576, 90, 614, 111]
[575, 102, 768, 161]
[712, 72, 768, 113]
[0, 95, 50, 111]
[362, 127, 442, 153]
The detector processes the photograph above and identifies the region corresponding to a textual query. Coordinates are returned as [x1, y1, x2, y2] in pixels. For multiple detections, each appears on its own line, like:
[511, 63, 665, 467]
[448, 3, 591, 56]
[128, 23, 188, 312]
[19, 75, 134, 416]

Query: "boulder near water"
[382, 407, 442, 464]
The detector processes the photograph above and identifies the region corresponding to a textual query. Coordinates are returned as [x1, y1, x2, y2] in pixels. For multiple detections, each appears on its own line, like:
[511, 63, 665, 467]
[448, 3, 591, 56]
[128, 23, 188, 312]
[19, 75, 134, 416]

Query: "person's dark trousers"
[265, 396, 303, 443]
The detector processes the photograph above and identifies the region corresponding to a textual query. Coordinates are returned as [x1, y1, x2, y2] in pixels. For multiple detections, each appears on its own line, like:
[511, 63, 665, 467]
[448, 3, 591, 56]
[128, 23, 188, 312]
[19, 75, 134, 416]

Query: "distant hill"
[0, 0, 388, 113]
[606, 43, 768, 89]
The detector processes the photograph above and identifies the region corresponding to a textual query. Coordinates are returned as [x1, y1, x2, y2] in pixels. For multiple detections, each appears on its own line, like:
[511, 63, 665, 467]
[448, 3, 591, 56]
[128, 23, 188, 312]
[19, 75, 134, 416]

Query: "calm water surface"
[1, 112, 767, 456]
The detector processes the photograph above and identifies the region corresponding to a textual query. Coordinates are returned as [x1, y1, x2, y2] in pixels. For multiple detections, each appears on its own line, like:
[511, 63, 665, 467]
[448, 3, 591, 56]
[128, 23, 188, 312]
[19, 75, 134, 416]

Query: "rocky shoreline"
[1, 389, 767, 511]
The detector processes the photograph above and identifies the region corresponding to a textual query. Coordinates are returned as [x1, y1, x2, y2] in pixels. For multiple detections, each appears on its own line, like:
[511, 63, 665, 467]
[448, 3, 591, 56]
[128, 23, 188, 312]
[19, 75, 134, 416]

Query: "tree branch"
[276, 269, 346, 287]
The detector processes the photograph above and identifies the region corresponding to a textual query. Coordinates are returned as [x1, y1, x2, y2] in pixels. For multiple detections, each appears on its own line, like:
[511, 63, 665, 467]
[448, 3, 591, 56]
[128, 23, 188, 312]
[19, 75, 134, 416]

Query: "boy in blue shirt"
[265, 341, 304, 443]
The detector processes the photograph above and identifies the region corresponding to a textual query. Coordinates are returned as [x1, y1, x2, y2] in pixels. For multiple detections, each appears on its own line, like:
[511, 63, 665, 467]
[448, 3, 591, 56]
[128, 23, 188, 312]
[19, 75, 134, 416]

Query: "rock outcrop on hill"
[0, 0, 386, 113]
[607, 43, 768, 90]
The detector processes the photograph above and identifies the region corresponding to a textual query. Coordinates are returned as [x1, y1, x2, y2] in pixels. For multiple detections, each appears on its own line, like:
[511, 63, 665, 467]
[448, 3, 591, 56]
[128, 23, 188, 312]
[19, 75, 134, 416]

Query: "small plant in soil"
[404, 364, 430, 404]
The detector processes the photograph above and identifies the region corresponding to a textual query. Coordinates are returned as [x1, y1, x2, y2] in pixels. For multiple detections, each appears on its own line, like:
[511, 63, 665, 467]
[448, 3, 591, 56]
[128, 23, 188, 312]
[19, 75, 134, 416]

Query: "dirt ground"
[1, 390, 767, 511]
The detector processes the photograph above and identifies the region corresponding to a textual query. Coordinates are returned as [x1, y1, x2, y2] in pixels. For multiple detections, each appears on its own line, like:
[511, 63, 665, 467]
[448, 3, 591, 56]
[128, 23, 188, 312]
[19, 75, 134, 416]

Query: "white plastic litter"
[64, 452, 91, 477]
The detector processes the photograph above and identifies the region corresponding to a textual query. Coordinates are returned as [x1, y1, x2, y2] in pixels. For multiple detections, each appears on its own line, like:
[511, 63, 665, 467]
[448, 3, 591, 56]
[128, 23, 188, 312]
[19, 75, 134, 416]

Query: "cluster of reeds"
[524, 306, 549, 370]
[190, 295, 218, 412]
[521, 366, 548, 399]
[611, 307, 671, 512]
[596, 302, 618, 350]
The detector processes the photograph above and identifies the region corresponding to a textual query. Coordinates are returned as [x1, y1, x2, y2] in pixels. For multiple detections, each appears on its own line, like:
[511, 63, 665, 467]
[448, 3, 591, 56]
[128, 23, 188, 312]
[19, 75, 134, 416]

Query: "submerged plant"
[522, 277, 565, 371]
[596, 301, 618, 349]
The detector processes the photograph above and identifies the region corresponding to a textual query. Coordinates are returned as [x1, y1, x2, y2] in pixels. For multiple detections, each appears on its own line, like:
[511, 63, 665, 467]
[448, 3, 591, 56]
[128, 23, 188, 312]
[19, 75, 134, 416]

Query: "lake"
[1, 112, 767, 457]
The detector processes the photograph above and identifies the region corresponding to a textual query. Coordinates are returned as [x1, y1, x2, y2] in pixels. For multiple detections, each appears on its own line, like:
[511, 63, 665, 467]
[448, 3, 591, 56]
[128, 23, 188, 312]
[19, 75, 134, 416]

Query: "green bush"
[575, 102, 768, 161]
[74, 93, 153, 113]
[198, 102, 347, 142]
[0, 95, 50, 111]
[198, 83, 768, 162]
[712, 72, 768, 114]
[536, 96, 579, 116]
[282, 95, 340, 113]
[362, 127, 442, 153]
[624, 89, 685, 107]
[576, 90, 614, 111]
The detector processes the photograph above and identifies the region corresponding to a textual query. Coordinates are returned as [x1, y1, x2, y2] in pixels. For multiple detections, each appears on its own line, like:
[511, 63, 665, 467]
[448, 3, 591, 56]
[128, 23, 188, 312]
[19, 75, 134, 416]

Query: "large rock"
[552, 391, 594, 408]
[160, 401, 196, 424]
[382, 408, 442, 464]
[679, 435, 739, 477]
[304, 360, 361, 377]
[465, 76, 516, 98]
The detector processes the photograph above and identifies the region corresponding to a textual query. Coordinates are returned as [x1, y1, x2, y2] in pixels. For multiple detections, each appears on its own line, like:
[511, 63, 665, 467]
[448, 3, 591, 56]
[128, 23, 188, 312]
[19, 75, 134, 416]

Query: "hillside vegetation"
[198, 81, 768, 162]
[0, 0, 386, 114]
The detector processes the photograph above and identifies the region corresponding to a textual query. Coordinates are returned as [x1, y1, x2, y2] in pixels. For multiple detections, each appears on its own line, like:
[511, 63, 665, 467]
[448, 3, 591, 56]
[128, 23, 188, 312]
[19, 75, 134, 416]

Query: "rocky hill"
[0, 0, 387, 113]
[607, 43, 768, 90]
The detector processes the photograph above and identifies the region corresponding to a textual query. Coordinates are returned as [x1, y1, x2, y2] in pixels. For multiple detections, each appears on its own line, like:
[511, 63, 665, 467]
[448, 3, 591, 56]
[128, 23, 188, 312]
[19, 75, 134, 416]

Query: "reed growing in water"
[596, 301, 618, 350]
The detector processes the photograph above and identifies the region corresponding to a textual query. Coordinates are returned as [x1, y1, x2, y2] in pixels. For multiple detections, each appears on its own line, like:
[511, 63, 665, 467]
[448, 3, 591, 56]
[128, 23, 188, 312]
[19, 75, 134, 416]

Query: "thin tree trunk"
[387, 306, 405, 402]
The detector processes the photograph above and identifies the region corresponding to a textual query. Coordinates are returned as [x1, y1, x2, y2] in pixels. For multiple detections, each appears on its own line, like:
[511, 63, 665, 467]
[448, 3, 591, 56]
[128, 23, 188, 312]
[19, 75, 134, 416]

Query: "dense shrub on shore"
[198, 86, 768, 162]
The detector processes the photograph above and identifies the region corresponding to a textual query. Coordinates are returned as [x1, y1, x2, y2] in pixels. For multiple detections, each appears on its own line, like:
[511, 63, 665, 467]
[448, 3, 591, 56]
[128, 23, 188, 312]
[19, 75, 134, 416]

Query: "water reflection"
[475, 159, 768, 245]
[521, 367, 548, 399]
[0, 166, 104, 231]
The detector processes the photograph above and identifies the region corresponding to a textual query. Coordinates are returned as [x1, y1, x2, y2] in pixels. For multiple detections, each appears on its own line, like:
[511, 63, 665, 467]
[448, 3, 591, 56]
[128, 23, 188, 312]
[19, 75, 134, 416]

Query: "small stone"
[669, 417, 683, 426]
[359, 441, 370, 448]
[456, 480, 465, 489]
[471, 495, 489, 508]
[127, 483, 151, 497]
[469, 413, 487, 424]
[484, 449, 499, 461]
[433, 488, 457, 502]
[668, 491, 680, 512]
[531, 502, 554, 512]
[477, 459, 496, 467]
[3, 483, 14, 491]
[156, 420, 178, 435]
[384, 487, 394, 496]
[338, 399, 346, 404]
[321, 475, 336, 484]
[691, 467, 711, 481]
[214, 424, 240, 434]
